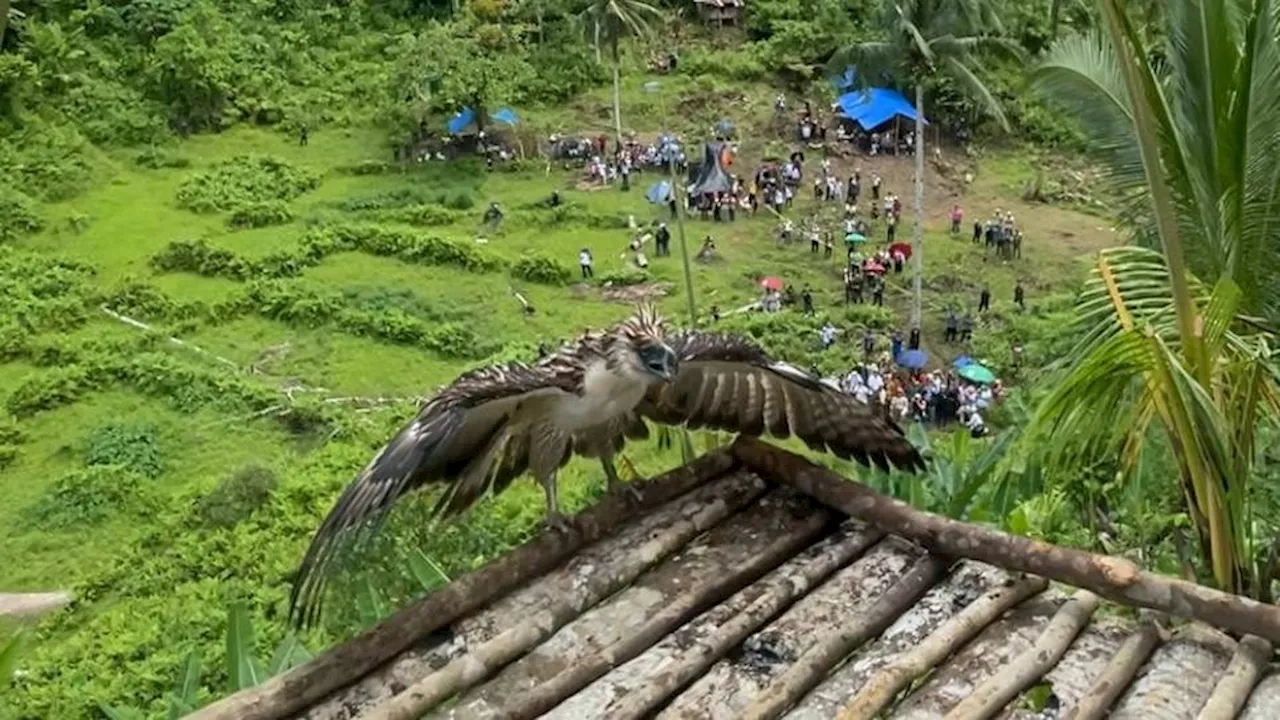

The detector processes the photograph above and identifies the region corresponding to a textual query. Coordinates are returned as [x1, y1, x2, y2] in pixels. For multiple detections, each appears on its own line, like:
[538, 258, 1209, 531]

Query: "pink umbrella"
[760, 276, 784, 291]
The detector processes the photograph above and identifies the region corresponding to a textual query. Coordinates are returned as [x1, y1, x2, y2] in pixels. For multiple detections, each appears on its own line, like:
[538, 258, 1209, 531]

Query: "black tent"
[689, 141, 733, 196]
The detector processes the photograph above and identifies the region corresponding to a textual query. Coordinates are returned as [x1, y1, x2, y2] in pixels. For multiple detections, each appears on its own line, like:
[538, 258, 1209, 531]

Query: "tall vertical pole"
[670, 155, 697, 326]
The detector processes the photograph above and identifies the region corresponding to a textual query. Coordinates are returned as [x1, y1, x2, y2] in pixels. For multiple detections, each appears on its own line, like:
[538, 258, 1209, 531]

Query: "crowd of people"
[839, 361, 1002, 435]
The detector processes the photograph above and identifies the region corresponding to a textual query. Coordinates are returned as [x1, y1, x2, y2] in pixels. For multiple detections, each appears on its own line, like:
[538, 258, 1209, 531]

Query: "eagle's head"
[614, 303, 678, 383]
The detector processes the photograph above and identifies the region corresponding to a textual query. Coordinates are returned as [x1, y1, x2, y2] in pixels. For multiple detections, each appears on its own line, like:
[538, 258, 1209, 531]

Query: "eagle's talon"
[542, 512, 572, 534]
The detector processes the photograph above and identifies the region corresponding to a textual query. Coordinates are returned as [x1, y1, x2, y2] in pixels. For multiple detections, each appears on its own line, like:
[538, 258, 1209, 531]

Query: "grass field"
[1, 91, 1117, 716]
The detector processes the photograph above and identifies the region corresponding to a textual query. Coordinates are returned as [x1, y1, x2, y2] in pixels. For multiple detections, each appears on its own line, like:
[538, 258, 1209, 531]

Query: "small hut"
[693, 0, 743, 29]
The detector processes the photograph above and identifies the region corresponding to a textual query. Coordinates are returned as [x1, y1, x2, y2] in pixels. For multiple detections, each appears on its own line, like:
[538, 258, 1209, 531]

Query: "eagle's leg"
[540, 472, 570, 533]
[601, 455, 643, 502]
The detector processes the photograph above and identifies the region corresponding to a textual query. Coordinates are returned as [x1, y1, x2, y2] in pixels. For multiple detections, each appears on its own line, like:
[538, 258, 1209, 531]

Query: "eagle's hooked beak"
[659, 346, 679, 382]
[643, 344, 678, 382]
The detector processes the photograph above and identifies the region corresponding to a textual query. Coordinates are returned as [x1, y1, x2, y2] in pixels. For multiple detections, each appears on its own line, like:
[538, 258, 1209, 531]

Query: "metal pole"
[669, 155, 697, 326]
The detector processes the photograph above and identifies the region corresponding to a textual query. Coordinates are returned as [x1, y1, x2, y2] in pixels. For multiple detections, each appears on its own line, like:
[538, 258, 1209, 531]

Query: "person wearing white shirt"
[578, 249, 593, 279]
[820, 323, 838, 349]
[867, 371, 884, 395]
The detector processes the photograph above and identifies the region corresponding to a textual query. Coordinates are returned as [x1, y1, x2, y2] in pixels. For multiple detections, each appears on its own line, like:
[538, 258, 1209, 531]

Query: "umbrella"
[897, 349, 928, 370]
[958, 363, 997, 385]
[952, 355, 976, 369]
[760, 276, 784, 291]
[888, 242, 913, 258]
[646, 181, 672, 204]
[845, 232, 867, 245]
[864, 261, 886, 275]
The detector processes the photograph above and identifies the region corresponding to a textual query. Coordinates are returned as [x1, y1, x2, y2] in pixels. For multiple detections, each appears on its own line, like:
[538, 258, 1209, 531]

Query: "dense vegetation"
[2, 0, 1276, 717]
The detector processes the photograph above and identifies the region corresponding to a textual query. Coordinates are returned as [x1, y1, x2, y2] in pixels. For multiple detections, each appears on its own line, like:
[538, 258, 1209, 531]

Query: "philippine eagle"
[289, 304, 923, 626]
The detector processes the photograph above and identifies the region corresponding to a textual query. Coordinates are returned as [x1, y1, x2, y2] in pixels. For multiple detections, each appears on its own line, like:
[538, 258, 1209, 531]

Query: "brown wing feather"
[288, 357, 581, 628]
[640, 331, 924, 474]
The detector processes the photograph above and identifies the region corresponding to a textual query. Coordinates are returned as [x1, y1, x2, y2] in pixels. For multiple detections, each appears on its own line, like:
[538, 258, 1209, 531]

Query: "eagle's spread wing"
[638, 331, 925, 472]
[289, 358, 582, 627]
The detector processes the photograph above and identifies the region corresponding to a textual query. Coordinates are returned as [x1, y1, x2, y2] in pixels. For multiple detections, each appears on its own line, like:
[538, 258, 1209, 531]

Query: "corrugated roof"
[192, 441, 1280, 720]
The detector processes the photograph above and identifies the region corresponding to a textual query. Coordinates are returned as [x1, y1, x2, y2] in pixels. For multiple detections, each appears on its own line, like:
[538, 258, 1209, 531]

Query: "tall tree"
[1024, 0, 1280, 596]
[831, 0, 1021, 332]
[579, 0, 662, 146]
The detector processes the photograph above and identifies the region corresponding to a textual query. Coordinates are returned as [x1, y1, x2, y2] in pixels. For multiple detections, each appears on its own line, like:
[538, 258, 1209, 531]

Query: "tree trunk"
[731, 436, 1280, 644]
[187, 451, 736, 720]
[1049, 0, 1063, 39]
[1, 0, 9, 47]
[611, 41, 624, 148]
[911, 84, 925, 332]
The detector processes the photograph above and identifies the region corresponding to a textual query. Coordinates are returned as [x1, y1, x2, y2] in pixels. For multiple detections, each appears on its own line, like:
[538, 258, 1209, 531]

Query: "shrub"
[387, 204, 461, 227]
[84, 423, 165, 479]
[25, 466, 153, 528]
[0, 445, 19, 470]
[150, 239, 254, 279]
[227, 201, 294, 229]
[0, 189, 44, 243]
[341, 160, 392, 175]
[196, 465, 279, 528]
[598, 269, 649, 287]
[6, 366, 104, 417]
[0, 418, 28, 445]
[443, 192, 475, 210]
[134, 147, 191, 169]
[175, 155, 320, 213]
[842, 305, 896, 330]
[511, 255, 573, 286]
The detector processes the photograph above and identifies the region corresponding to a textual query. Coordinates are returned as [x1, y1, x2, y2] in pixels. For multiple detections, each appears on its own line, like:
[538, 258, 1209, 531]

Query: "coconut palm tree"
[579, 0, 663, 146]
[1024, 0, 1280, 596]
[831, 0, 1022, 332]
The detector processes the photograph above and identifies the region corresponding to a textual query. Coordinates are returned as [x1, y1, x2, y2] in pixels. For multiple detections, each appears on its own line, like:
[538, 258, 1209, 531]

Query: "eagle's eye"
[638, 343, 677, 381]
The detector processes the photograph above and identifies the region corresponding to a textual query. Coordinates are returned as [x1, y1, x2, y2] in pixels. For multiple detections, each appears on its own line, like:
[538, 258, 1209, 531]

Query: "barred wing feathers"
[289, 357, 582, 627]
[640, 331, 924, 473]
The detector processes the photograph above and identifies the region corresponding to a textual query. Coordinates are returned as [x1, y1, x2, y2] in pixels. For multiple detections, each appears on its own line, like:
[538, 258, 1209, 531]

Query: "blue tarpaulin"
[835, 89, 927, 131]
[447, 107, 520, 134]
[447, 107, 476, 135]
[490, 108, 519, 127]
[829, 66, 926, 130]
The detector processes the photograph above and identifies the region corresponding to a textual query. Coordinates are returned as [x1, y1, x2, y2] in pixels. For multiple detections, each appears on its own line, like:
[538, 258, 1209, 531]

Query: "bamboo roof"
[192, 439, 1280, 720]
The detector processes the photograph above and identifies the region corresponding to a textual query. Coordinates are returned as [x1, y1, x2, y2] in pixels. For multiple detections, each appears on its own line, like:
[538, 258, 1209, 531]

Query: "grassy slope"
[1, 76, 1116, 716]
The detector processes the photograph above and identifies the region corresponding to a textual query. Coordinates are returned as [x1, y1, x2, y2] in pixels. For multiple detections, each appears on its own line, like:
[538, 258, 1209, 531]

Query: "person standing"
[886, 214, 897, 244]
[871, 174, 881, 200]
[1014, 281, 1026, 310]
[945, 312, 958, 343]
[871, 275, 884, 306]
[862, 329, 876, 361]
[950, 204, 963, 235]
[908, 326, 921, 350]
[578, 248, 593, 279]
[655, 222, 671, 257]
[973, 219, 983, 244]
[890, 329, 903, 360]
[978, 285, 991, 313]
[299, 124, 310, 146]
[801, 285, 815, 316]
[960, 313, 974, 342]
[823, 233, 834, 259]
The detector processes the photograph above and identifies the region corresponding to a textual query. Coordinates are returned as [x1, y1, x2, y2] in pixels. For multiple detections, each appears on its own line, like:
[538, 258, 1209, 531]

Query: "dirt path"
[0, 591, 72, 620]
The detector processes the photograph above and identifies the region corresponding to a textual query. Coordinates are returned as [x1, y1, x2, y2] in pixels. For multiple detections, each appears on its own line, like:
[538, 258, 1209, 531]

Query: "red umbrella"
[760, 276, 784, 291]
[864, 261, 886, 275]
[889, 242, 913, 258]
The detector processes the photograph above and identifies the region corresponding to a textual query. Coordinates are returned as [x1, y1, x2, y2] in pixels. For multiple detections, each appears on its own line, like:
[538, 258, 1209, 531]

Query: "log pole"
[1065, 611, 1165, 720]
[187, 450, 736, 720]
[1196, 634, 1273, 720]
[363, 472, 768, 720]
[740, 554, 951, 720]
[499, 510, 852, 720]
[732, 437, 1280, 643]
[945, 589, 1100, 720]
[835, 575, 1049, 720]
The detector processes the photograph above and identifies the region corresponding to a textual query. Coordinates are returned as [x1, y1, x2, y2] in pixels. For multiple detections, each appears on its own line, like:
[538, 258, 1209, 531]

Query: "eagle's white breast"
[555, 357, 650, 431]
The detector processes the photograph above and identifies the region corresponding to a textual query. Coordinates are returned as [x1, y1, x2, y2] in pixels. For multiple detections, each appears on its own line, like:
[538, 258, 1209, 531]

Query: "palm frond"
[940, 55, 1011, 131]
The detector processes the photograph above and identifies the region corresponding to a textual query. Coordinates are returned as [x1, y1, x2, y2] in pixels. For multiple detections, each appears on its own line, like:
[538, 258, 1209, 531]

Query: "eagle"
[289, 304, 923, 626]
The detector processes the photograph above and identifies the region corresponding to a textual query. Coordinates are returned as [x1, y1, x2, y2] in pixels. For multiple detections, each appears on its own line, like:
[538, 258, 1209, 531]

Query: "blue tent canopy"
[446, 106, 520, 135]
[490, 108, 519, 127]
[829, 66, 927, 130]
[646, 181, 672, 204]
[447, 107, 476, 135]
[835, 89, 927, 131]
